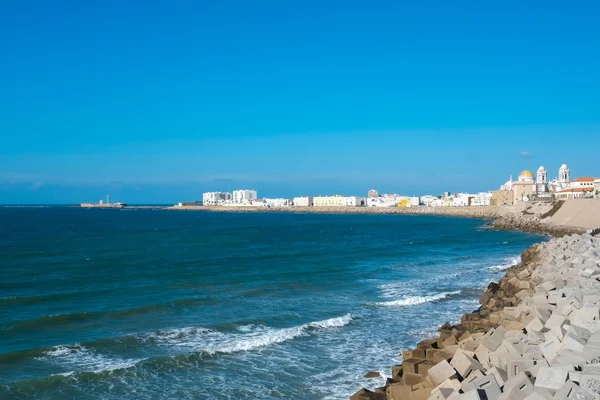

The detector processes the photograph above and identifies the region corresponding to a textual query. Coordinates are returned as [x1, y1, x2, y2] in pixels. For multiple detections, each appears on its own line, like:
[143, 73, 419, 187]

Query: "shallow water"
[0, 207, 543, 399]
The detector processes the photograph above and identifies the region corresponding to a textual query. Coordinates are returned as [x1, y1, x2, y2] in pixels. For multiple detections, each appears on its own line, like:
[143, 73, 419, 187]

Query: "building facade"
[232, 190, 257, 204]
[202, 192, 232, 206]
[491, 190, 514, 206]
[264, 198, 293, 207]
[313, 196, 365, 207]
[368, 189, 379, 198]
[472, 192, 492, 206]
[293, 197, 313, 207]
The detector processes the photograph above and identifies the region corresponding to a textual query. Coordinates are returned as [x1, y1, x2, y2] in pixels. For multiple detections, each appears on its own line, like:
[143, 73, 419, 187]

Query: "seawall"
[353, 231, 600, 399]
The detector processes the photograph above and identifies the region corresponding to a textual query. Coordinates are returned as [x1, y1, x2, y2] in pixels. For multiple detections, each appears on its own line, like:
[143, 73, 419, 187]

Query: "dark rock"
[364, 371, 381, 379]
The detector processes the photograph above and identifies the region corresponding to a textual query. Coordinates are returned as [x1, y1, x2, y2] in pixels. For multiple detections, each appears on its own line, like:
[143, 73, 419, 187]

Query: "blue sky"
[1, 1, 599, 203]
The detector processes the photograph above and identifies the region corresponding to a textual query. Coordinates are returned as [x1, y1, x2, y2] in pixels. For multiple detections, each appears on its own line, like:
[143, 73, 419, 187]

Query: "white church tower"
[536, 166, 548, 194]
[559, 164, 571, 187]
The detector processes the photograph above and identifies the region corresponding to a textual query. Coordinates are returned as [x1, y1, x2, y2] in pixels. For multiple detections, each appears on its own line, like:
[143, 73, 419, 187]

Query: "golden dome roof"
[519, 170, 534, 178]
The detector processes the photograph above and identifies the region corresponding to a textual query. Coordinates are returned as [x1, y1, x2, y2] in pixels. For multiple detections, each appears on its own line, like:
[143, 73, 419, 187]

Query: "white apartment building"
[420, 195, 440, 207]
[232, 190, 258, 205]
[472, 192, 492, 206]
[344, 196, 365, 207]
[314, 196, 345, 207]
[293, 196, 313, 207]
[409, 197, 420, 207]
[452, 193, 474, 207]
[265, 198, 293, 207]
[313, 196, 365, 207]
[202, 192, 232, 206]
[366, 197, 396, 207]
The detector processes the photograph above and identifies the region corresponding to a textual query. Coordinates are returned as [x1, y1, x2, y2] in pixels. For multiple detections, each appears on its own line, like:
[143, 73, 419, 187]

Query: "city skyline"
[1, 1, 599, 203]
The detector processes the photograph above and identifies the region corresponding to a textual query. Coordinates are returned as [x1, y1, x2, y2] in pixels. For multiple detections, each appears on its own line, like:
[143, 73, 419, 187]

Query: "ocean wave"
[13, 314, 354, 378]
[36, 344, 142, 373]
[487, 256, 521, 272]
[142, 314, 354, 355]
[375, 291, 462, 307]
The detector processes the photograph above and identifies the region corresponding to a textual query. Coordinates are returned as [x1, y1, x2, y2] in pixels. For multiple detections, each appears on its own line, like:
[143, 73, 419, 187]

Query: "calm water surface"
[0, 207, 543, 399]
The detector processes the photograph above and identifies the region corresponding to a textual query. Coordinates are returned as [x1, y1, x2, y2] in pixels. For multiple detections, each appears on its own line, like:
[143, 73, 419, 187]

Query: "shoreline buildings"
[197, 163, 597, 209]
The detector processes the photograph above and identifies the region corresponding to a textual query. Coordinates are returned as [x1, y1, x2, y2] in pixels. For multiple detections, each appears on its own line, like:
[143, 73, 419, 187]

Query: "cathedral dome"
[560, 164, 569, 171]
[538, 166, 546, 172]
[519, 170, 534, 179]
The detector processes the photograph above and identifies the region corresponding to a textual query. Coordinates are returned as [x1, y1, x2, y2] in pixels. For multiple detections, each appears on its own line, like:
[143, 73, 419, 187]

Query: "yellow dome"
[519, 170, 534, 178]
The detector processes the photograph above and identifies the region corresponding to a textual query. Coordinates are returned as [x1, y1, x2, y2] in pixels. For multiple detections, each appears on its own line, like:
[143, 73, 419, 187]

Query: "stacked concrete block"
[352, 233, 600, 400]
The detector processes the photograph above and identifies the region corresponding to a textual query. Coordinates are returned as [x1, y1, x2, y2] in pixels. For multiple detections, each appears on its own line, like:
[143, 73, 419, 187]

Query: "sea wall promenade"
[353, 231, 600, 400]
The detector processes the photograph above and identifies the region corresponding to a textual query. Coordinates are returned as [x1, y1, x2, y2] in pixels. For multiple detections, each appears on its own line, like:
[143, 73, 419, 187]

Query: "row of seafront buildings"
[199, 189, 493, 208]
[193, 164, 599, 209]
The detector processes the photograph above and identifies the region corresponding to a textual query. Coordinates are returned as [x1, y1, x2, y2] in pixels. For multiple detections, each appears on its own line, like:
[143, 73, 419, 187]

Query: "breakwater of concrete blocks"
[352, 232, 600, 400]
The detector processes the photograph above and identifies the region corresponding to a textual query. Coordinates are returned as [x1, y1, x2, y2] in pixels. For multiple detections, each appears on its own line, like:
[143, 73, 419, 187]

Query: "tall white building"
[232, 190, 258, 204]
[202, 192, 232, 206]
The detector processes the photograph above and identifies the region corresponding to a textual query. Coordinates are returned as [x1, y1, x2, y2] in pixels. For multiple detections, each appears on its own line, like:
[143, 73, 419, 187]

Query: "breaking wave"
[375, 291, 462, 307]
[140, 314, 354, 354]
[26, 315, 354, 376]
[487, 256, 521, 273]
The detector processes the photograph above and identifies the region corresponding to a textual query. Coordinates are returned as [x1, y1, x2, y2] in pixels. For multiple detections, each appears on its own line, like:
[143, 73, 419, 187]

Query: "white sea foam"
[148, 314, 354, 355]
[38, 344, 142, 373]
[375, 291, 462, 307]
[487, 256, 521, 272]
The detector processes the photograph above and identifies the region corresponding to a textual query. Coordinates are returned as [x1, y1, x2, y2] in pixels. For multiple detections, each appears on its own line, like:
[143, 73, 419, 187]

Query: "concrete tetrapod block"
[427, 360, 458, 387]
[553, 380, 596, 400]
[461, 370, 486, 389]
[544, 326, 564, 342]
[559, 332, 587, 354]
[462, 374, 502, 400]
[386, 384, 412, 400]
[486, 367, 507, 388]
[507, 359, 536, 380]
[539, 336, 560, 364]
[450, 351, 483, 380]
[525, 358, 549, 379]
[428, 387, 456, 400]
[571, 307, 600, 326]
[434, 379, 462, 391]
[579, 374, 600, 399]
[474, 345, 491, 371]
[547, 291, 563, 305]
[481, 330, 503, 352]
[526, 317, 545, 333]
[501, 372, 535, 399]
[544, 314, 566, 330]
[404, 358, 427, 375]
[534, 366, 569, 393]
[410, 389, 433, 400]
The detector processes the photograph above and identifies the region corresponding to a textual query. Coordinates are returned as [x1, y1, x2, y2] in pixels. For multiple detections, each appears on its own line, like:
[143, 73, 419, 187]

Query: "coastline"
[169, 200, 597, 237]
[350, 210, 600, 399]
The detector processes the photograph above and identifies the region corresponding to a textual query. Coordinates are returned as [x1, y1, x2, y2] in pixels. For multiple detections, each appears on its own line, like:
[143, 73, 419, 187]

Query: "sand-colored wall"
[548, 199, 600, 229]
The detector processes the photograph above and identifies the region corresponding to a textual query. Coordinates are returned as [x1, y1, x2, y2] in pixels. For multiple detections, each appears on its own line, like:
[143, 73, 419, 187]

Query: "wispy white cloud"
[519, 151, 532, 158]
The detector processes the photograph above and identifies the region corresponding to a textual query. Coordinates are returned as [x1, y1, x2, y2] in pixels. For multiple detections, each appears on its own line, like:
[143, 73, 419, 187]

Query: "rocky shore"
[352, 231, 600, 400]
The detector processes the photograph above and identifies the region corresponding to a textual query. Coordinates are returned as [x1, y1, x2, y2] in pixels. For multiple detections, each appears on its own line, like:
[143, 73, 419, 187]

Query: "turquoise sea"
[0, 207, 543, 399]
